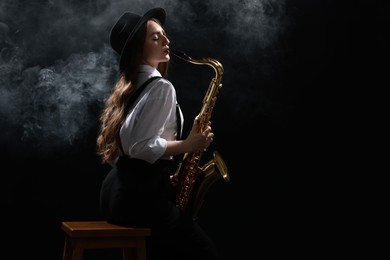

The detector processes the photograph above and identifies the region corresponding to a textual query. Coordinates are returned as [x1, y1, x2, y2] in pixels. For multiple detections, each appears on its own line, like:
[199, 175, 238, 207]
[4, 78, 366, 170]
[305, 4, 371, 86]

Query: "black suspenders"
[119, 76, 183, 157]
[124, 76, 162, 114]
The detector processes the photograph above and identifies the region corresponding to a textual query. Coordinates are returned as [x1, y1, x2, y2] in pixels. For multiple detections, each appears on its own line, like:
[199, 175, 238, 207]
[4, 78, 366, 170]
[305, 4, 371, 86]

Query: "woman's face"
[142, 19, 170, 68]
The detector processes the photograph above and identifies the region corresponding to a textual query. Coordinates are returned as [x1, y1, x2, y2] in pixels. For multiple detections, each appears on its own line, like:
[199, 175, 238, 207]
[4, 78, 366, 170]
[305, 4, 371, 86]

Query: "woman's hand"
[184, 117, 214, 152]
[163, 118, 214, 158]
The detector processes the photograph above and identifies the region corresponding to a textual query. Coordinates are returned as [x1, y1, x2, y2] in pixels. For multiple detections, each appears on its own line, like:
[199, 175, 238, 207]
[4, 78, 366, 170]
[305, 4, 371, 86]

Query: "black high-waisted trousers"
[100, 156, 219, 260]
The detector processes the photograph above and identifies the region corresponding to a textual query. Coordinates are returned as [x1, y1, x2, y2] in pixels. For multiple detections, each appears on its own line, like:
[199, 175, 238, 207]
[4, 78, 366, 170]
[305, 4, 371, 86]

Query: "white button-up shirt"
[119, 64, 183, 164]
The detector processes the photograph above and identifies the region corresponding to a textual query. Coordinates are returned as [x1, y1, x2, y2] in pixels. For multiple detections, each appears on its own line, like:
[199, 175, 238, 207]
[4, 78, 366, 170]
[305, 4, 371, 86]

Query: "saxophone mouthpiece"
[170, 49, 190, 61]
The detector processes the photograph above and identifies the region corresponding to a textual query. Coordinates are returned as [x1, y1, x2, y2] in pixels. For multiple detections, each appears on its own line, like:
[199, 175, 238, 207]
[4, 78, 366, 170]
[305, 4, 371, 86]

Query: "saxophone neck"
[170, 49, 190, 61]
[170, 50, 224, 76]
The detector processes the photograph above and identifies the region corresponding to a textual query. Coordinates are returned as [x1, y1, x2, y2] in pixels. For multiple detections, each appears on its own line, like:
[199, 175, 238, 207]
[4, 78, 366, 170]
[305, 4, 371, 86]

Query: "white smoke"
[0, 0, 288, 154]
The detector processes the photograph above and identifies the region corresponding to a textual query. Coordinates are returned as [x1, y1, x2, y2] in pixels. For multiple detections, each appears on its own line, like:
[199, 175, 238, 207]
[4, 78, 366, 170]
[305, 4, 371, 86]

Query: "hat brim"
[119, 8, 166, 72]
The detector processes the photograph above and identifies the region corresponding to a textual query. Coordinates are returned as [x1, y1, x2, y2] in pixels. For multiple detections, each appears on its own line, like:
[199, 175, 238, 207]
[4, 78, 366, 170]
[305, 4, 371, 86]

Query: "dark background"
[1, 0, 386, 259]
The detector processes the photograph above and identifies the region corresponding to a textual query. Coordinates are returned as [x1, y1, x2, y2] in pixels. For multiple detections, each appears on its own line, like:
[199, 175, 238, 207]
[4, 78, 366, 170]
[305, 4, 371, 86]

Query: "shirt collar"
[139, 64, 162, 78]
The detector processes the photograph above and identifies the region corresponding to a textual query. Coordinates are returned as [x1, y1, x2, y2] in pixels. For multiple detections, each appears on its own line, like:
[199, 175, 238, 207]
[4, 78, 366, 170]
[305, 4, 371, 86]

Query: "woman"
[96, 7, 218, 260]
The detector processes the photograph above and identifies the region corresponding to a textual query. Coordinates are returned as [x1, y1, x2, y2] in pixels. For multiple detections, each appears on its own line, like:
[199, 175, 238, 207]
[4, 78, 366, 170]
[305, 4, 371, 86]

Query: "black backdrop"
[1, 0, 386, 259]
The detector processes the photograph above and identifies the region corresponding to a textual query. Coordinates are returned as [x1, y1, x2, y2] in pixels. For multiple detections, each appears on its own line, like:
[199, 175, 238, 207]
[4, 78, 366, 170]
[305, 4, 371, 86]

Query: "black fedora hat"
[110, 8, 166, 72]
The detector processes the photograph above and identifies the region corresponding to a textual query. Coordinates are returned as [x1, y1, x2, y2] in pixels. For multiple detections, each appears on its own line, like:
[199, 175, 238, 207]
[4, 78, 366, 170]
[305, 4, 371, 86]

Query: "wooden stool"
[61, 221, 151, 260]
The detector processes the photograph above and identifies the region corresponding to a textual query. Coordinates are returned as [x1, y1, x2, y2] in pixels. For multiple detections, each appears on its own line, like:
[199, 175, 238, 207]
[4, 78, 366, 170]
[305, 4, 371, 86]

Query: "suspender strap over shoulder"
[119, 76, 183, 159]
[125, 76, 162, 113]
[120, 76, 161, 156]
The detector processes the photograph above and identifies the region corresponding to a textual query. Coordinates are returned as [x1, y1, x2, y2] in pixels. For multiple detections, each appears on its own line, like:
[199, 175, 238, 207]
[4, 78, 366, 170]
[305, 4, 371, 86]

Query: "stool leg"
[72, 244, 84, 260]
[63, 237, 72, 260]
[135, 238, 147, 260]
[123, 248, 134, 260]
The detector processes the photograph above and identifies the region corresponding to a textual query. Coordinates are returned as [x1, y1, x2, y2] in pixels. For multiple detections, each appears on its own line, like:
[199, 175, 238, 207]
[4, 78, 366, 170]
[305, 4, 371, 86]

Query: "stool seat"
[62, 221, 151, 260]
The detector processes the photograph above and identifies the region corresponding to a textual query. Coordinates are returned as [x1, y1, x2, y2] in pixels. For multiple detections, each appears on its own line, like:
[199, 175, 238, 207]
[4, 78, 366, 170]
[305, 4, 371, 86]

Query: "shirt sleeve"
[120, 78, 177, 164]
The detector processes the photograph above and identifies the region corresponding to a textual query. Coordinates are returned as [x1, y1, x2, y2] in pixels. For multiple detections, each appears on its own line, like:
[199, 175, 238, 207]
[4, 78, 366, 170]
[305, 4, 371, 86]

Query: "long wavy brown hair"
[97, 18, 169, 164]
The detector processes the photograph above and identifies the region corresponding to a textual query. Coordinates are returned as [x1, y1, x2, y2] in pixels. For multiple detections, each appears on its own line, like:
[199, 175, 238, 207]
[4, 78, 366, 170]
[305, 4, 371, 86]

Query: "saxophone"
[170, 50, 230, 219]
